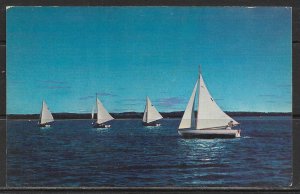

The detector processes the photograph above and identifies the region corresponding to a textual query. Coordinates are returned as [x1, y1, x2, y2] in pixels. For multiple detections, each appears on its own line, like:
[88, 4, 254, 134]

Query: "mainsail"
[95, 98, 114, 124]
[179, 70, 238, 130]
[39, 101, 54, 124]
[142, 97, 163, 123]
[196, 74, 238, 129]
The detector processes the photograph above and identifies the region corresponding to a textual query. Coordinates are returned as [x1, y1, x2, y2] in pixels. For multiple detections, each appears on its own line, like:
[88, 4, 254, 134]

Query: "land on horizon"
[7, 111, 292, 120]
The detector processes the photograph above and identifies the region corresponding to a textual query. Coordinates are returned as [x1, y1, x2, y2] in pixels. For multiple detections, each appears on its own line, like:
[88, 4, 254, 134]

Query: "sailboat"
[178, 67, 241, 138]
[142, 96, 163, 126]
[92, 95, 114, 128]
[38, 100, 54, 127]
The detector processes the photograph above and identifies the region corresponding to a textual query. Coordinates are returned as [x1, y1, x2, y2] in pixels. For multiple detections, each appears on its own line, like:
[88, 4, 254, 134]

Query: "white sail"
[40, 101, 54, 124]
[196, 74, 239, 129]
[96, 98, 114, 124]
[91, 106, 95, 119]
[178, 80, 198, 129]
[143, 97, 163, 123]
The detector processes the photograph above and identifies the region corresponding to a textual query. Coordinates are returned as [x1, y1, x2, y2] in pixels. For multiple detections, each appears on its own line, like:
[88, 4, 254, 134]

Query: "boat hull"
[142, 122, 161, 127]
[178, 129, 241, 139]
[38, 123, 51, 128]
[93, 123, 111, 128]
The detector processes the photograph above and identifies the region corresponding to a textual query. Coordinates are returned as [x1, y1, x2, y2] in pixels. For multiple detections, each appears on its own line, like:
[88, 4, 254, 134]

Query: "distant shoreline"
[7, 111, 292, 120]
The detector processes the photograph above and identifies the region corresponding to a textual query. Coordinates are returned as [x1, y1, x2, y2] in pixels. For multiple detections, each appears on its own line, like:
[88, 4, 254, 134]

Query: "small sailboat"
[92, 95, 114, 128]
[142, 96, 163, 126]
[38, 100, 54, 127]
[178, 66, 241, 138]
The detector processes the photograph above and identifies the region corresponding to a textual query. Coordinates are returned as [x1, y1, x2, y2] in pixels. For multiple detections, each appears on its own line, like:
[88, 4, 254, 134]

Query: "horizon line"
[7, 111, 292, 115]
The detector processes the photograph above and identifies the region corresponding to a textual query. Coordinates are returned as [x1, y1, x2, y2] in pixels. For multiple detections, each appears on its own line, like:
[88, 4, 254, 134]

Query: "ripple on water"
[7, 118, 292, 187]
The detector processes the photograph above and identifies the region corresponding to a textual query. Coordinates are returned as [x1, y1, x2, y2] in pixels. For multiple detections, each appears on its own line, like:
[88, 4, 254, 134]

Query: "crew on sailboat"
[226, 121, 235, 130]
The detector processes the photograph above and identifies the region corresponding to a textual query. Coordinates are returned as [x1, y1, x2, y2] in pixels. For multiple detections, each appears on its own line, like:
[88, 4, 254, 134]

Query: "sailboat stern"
[235, 129, 241, 138]
[178, 129, 241, 139]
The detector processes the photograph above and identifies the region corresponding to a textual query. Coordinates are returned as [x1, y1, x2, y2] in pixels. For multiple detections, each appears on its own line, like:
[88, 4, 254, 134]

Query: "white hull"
[178, 129, 241, 139]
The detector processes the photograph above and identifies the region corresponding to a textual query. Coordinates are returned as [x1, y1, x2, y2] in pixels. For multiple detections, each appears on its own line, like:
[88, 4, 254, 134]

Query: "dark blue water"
[7, 117, 292, 187]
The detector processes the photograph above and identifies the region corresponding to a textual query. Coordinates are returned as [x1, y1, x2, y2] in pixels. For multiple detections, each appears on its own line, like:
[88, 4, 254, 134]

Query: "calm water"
[7, 117, 292, 187]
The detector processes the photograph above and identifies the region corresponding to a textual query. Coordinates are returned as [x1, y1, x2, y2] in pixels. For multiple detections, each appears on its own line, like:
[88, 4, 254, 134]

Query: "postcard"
[6, 6, 292, 187]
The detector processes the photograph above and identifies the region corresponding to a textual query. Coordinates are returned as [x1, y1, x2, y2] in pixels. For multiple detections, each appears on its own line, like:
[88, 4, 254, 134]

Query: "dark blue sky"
[7, 7, 291, 114]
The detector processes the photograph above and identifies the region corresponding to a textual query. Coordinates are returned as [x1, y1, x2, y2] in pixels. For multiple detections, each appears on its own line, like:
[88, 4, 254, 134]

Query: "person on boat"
[226, 120, 234, 130]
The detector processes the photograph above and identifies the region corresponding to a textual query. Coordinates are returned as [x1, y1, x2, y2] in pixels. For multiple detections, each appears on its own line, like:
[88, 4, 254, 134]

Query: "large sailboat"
[38, 100, 54, 127]
[92, 95, 114, 128]
[142, 96, 163, 126]
[178, 67, 241, 138]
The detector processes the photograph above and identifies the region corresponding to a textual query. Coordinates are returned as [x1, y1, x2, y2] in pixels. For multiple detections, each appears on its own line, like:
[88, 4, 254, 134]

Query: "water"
[7, 116, 292, 187]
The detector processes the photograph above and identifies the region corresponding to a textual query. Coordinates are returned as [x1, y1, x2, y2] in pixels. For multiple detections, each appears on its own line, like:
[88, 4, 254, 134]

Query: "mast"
[95, 93, 97, 120]
[196, 65, 201, 128]
[142, 96, 148, 123]
[39, 100, 43, 123]
[146, 97, 151, 122]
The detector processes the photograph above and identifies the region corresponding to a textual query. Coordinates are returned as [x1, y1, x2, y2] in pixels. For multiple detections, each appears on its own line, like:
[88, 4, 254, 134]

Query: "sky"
[7, 6, 292, 114]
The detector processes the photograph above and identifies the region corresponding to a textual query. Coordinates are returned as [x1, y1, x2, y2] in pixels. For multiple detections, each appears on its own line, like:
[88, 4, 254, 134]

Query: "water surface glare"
[7, 117, 292, 187]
